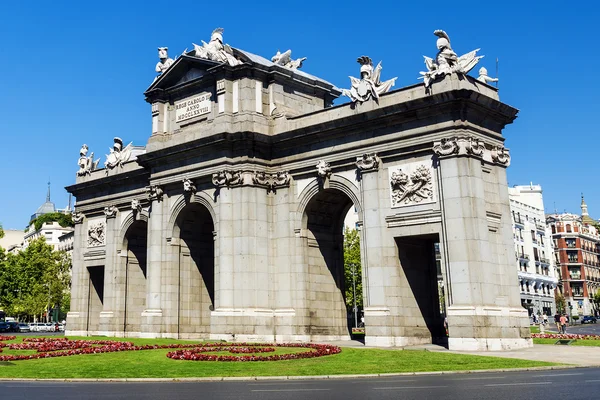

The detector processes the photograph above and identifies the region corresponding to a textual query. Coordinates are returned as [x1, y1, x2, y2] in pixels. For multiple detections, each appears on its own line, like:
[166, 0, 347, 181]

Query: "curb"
[0, 364, 594, 383]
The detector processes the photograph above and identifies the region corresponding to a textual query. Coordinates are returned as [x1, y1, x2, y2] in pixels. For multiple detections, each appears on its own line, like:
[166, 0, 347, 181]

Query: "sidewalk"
[320, 339, 600, 367]
[446, 344, 600, 367]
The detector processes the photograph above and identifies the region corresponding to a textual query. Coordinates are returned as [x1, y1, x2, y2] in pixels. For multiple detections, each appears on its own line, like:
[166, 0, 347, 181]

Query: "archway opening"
[123, 220, 147, 334]
[176, 203, 214, 335]
[395, 234, 446, 345]
[304, 188, 357, 338]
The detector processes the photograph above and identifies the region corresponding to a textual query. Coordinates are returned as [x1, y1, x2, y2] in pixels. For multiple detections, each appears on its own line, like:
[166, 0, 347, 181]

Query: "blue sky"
[0, 1, 597, 229]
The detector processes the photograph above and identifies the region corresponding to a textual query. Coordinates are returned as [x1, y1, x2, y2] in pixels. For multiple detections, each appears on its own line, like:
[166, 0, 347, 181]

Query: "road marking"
[449, 376, 507, 381]
[248, 382, 313, 386]
[374, 385, 448, 390]
[485, 382, 551, 387]
[251, 388, 330, 392]
[533, 373, 584, 377]
[585, 380, 600, 382]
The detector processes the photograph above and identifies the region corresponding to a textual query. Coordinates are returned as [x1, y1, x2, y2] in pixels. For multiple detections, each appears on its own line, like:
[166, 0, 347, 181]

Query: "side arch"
[296, 174, 363, 231]
[117, 210, 149, 252]
[168, 192, 218, 240]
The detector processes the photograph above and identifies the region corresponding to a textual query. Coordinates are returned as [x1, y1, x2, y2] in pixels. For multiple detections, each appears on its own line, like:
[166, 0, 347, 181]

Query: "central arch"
[302, 187, 356, 338]
[175, 202, 215, 336]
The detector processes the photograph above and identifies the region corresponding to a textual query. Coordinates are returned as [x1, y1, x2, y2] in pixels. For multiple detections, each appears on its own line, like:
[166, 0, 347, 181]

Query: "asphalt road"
[0, 368, 599, 400]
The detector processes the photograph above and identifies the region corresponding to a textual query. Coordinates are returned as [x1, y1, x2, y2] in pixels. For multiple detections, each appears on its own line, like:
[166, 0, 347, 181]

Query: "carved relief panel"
[388, 161, 436, 208]
[87, 221, 106, 247]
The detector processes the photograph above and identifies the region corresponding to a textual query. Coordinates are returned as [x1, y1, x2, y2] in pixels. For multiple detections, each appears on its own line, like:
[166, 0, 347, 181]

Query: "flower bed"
[532, 333, 600, 340]
[166, 343, 341, 362]
[0, 338, 341, 362]
[0, 336, 16, 341]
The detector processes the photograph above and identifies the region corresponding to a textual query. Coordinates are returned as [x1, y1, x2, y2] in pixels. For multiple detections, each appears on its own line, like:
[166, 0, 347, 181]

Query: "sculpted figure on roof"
[77, 144, 100, 176]
[105, 137, 133, 171]
[342, 56, 397, 104]
[192, 28, 241, 66]
[419, 30, 483, 88]
[271, 49, 306, 70]
[155, 47, 174, 75]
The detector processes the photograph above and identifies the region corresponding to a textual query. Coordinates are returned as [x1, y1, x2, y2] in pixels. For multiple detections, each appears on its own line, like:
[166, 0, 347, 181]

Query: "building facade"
[508, 185, 558, 317]
[547, 198, 600, 317]
[65, 30, 532, 350]
[23, 186, 73, 251]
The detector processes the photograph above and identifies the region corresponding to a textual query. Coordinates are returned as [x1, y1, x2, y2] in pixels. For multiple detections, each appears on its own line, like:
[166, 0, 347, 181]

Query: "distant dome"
[29, 183, 57, 223]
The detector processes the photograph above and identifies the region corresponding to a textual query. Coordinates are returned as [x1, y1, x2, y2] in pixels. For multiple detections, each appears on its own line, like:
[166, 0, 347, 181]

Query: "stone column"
[65, 213, 87, 335]
[357, 154, 396, 346]
[140, 188, 165, 338]
[434, 137, 531, 351]
[98, 205, 121, 335]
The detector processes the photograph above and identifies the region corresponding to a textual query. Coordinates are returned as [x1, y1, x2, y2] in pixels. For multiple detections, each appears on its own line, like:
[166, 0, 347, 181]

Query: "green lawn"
[0, 336, 558, 379]
[533, 338, 600, 347]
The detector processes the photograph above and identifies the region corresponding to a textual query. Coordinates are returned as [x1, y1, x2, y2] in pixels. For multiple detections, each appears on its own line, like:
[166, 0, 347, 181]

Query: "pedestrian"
[554, 312, 561, 332]
[560, 314, 568, 334]
[543, 313, 548, 326]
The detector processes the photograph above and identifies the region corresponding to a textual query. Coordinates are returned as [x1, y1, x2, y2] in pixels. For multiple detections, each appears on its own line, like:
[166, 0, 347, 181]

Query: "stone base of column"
[447, 305, 533, 351]
[140, 308, 164, 338]
[65, 311, 87, 333]
[98, 311, 124, 336]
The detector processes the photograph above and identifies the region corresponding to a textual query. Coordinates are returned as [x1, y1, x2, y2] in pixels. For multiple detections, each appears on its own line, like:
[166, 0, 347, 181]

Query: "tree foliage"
[0, 238, 71, 321]
[0, 223, 4, 239]
[343, 227, 362, 311]
[555, 292, 566, 314]
[28, 212, 74, 232]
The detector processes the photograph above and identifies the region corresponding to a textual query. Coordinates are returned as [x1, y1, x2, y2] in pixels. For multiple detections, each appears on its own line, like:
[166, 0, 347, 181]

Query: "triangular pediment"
[145, 55, 222, 94]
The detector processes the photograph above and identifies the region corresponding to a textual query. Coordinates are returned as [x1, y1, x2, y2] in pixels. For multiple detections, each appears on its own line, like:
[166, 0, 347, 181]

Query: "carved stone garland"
[252, 171, 291, 191]
[432, 137, 459, 156]
[390, 165, 433, 207]
[145, 185, 164, 202]
[491, 146, 511, 166]
[72, 212, 84, 224]
[211, 170, 243, 187]
[356, 153, 379, 172]
[103, 205, 118, 219]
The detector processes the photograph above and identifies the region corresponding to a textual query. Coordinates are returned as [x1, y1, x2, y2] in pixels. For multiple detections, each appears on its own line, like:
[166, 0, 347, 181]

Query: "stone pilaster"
[434, 138, 531, 350]
[98, 206, 121, 335]
[140, 197, 165, 337]
[65, 216, 87, 336]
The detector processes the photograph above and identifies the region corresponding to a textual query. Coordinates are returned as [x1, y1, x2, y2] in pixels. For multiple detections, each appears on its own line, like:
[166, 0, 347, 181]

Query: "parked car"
[0, 322, 9, 332]
[581, 316, 598, 324]
[17, 323, 31, 332]
[6, 321, 19, 332]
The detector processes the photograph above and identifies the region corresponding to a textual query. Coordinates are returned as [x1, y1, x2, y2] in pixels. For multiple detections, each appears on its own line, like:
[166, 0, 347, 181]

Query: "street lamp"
[350, 263, 358, 328]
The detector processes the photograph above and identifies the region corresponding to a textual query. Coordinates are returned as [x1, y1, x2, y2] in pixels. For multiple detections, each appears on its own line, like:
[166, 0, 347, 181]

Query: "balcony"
[540, 258, 550, 265]
[514, 217, 524, 226]
[536, 222, 546, 231]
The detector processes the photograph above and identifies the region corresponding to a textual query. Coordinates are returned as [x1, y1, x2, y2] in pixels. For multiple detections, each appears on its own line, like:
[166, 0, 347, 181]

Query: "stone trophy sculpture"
[420, 30, 483, 88]
[155, 47, 174, 75]
[77, 144, 100, 176]
[477, 67, 498, 85]
[192, 28, 241, 66]
[342, 56, 397, 104]
[271, 50, 306, 70]
[105, 137, 133, 171]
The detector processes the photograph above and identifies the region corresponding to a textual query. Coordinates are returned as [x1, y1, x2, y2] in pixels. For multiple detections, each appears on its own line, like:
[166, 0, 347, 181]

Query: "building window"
[551, 225, 556, 234]
[566, 224, 572, 233]
[566, 239, 576, 248]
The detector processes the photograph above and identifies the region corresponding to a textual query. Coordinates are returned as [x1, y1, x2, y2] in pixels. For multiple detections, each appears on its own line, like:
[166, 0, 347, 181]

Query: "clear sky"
[0, 1, 598, 229]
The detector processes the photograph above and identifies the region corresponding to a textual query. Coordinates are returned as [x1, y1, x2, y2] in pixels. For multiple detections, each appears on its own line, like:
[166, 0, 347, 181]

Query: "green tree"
[555, 292, 566, 314]
[343, 227, 362, 312]
[593, 292, 600, 313]
[0, 223, 5, 239]
[0, 238, 71, 321]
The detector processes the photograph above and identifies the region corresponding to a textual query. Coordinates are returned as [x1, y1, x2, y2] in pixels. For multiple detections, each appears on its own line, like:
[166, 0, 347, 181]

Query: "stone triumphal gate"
[67, 29, 532, 350]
